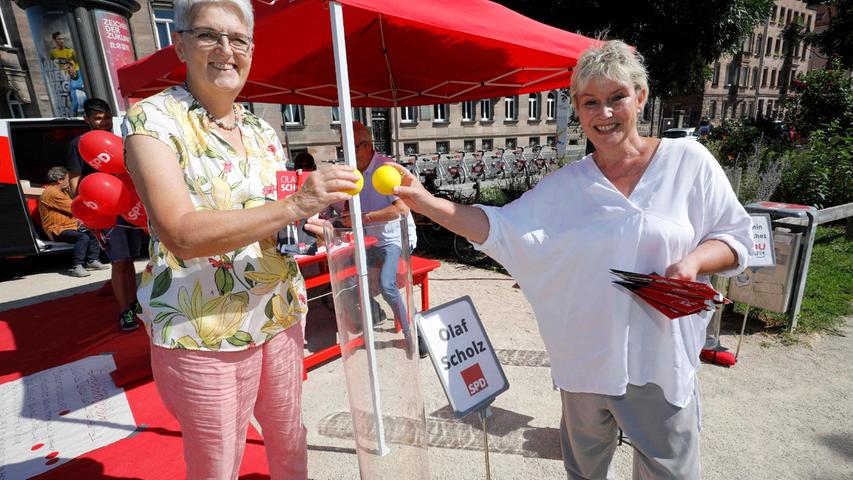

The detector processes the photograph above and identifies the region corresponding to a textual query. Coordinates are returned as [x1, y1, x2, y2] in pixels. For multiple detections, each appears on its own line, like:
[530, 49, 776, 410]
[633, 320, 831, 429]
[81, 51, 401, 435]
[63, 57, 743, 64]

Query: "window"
[770, 69, 776, 88]
[404, 143, 419, 155]
[774, 37, 781, 55]
[331, 107, 367, 124]
[433, 104, 448, 123]
[771, 5, 777, 23]
[546, 136, 556, 147]
[153, 8, 176, 50]
[463, 139, 475, 152]
[481, 139, 493, 150]
[400, 106, 417, 123]
[6, 92, 24, 118]
[740, 66, 749, 87]
[766, 100, 773, 117]
[766, 37, 773, 56]
[779, 7, 785, 24]
[0, 5, 11, 47]
[725, 63, 735, 86]
[282, 104, 304, 126]
[757, 99, 764, 116]
[528, 93, 539, 120]
[711, 63, 720, 87]
[752, 67, 759, 89]
[747, 102, 753, 117]
[505, 138, 516, 149]
[762, 68, 768, 87]
[479, 99, 492, 121]
[546, 92, 556, 119]
[504, 96, 517, 121]
[528, 136, 539, 147]
[435, 141, 449, 154]
[461, 101, 475, 121]
[755, 35, 762, 55]
[709, 100, 717, 119]
[806, 15, 812, 32]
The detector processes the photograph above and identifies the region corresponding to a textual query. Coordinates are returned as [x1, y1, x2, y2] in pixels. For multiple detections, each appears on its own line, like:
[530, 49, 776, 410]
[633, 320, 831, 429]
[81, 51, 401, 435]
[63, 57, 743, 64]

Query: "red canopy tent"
[118, 0, 598, 107]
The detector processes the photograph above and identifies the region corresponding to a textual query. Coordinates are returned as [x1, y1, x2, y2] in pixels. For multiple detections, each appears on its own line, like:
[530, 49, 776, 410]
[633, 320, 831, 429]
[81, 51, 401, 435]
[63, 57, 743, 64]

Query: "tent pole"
[329, 0, 389, 457]
[378, 16, 401, 159]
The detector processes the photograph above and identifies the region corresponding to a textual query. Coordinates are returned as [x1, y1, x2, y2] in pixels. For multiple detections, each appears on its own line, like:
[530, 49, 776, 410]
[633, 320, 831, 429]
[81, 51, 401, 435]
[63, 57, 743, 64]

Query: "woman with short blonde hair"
[389, 39, 752, 479]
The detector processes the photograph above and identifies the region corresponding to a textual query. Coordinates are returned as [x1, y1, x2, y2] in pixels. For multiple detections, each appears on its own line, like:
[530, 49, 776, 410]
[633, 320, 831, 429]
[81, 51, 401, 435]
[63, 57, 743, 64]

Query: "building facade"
[1, 1, 589, 162]
[662, 0, 818, 129]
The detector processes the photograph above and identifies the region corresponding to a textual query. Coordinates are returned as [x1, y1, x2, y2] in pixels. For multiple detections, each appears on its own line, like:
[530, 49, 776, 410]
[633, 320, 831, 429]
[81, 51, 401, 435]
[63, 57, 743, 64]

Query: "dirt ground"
[298, 260, 853, 479]
[2, 257, 851, 479]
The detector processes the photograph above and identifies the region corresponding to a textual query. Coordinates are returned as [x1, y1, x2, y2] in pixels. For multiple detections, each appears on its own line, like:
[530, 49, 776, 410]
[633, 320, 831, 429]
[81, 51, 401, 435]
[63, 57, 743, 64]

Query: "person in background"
[389, 40, 752, 479]
[346, 121, 426, 358]
[68, 97, 143, 332]
[38, 166, 108, 277]
[293, 151, 317, 172]
[122, 1, 360, 477]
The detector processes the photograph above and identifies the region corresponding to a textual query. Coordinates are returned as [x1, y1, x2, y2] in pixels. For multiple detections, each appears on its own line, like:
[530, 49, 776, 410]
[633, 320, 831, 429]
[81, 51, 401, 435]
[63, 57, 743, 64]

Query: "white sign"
[0, 355, 137, 479]
[748, 213, 776, 267]
[417, 296, 508, 417]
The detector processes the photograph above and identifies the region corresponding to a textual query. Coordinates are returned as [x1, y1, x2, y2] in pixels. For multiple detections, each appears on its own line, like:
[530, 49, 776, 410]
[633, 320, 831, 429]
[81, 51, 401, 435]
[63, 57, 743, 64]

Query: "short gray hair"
[174, 0, 254, 33]
[570, 40, 649, 109]
[47, 166, 67, 183]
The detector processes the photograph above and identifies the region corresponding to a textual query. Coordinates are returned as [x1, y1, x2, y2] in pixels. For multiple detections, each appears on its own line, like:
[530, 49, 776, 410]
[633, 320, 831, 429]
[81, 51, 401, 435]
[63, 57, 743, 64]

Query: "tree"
[783, 59, 853, 137]
[806, 0, 853, 69]
[495, 0, 773, 98]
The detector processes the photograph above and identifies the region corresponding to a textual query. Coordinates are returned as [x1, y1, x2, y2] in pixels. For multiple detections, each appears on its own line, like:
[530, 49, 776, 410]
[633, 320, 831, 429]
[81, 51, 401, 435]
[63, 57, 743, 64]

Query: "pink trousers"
[150, 326, 307, 480]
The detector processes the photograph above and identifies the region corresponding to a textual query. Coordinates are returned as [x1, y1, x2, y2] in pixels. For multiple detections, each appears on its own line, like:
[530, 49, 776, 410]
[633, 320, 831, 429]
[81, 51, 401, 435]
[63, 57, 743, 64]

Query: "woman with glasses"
[121, 1, 359, 478]
[389, 40, 752, 479]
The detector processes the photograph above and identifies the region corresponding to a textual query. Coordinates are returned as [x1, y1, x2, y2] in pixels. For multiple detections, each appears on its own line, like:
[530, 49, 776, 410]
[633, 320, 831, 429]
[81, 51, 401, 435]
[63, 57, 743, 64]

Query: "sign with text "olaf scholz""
[417, 296, 508, 418]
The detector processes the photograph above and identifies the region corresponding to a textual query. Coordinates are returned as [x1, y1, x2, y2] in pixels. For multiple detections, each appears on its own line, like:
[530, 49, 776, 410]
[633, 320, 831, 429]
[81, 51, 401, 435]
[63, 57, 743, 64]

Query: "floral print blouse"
[121, 85, 306, 351]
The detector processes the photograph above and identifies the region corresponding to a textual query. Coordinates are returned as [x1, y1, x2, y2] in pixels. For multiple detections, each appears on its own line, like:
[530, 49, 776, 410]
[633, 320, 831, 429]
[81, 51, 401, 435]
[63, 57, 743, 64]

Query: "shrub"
[775, 121, 853, 208]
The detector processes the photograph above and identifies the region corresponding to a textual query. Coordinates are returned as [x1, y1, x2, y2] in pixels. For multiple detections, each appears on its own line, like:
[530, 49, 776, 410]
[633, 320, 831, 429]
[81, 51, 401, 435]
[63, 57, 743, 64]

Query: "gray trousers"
[559, 383, 700, 480]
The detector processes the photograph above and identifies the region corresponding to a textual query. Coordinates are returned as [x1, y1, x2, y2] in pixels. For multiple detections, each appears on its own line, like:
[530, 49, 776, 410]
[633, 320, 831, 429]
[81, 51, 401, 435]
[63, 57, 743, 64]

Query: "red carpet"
[1, 291, 272, 479]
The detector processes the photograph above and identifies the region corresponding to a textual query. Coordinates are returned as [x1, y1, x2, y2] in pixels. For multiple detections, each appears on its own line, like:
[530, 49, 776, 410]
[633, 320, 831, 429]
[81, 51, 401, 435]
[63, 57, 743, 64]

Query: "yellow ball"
[342, 169, 363, 196]
[372, 165, 402, 195]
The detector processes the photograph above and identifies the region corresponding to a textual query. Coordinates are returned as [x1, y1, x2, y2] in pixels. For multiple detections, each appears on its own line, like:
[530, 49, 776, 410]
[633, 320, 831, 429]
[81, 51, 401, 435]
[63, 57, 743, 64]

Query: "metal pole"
[378, 15, 401, 160]
[329, 0, 388, 456]
[479, 409, 491, 480]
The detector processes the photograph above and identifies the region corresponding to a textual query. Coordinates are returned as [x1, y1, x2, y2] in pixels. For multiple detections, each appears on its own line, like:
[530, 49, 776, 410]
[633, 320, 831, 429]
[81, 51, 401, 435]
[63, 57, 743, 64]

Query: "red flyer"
[611, 269, 729, 319]
[276, 170, 311, 200]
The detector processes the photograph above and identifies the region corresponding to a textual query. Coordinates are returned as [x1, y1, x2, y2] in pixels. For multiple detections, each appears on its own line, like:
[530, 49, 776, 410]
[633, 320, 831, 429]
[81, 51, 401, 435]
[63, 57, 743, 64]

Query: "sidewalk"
[2, 259, 851, 479]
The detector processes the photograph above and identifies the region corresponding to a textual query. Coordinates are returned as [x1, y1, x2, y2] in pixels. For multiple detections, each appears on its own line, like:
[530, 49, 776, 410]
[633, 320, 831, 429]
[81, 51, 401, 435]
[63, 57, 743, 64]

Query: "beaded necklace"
[183, 82, 240, 131]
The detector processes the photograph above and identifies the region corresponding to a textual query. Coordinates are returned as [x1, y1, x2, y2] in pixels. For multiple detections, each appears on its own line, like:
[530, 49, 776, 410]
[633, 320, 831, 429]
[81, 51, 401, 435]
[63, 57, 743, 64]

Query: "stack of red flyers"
[610, 269, 732, 319]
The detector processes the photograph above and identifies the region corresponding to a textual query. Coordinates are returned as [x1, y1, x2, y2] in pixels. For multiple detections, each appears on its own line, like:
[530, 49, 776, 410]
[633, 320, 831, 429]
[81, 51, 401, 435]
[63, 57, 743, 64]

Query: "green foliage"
[775, 122, 853, 209]
[783, 59, 853, 137]
[477, 185, 511, 207]
[494, 0, 773, 97]
[804, 0, 853, 70]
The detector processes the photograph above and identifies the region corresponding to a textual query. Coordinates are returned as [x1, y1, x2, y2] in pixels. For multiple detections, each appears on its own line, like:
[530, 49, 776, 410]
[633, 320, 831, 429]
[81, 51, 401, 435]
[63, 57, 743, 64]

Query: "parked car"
[661, 127, 699, 140]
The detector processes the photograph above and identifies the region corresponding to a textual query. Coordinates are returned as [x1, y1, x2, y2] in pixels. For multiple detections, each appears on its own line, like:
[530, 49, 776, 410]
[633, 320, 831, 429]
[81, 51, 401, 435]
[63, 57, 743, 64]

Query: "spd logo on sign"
[460, 363, 488, 396]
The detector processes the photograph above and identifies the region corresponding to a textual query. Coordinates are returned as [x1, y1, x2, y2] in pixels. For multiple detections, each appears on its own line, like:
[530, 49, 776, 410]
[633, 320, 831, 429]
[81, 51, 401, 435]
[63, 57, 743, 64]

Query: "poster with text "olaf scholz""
[417, 296, 508, 418]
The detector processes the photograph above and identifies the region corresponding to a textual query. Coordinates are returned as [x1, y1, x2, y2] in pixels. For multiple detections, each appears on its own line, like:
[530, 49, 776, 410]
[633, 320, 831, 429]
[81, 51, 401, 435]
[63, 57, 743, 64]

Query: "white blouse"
[474, 138, 753, 407]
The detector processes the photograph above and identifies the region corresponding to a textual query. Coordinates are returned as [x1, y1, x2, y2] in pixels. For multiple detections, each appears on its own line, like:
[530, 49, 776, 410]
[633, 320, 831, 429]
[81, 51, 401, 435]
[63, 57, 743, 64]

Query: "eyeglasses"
[178, 28, 253, 53]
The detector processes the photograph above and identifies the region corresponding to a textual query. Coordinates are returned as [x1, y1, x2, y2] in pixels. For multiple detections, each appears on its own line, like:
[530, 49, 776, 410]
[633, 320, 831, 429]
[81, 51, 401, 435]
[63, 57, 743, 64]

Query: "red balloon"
[71, 196, 116, 230]
[116, 173, 135, 191]
[78, 172, 131, 215]
[121, 196, 149, 229]
[78, 130, 126, 174]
